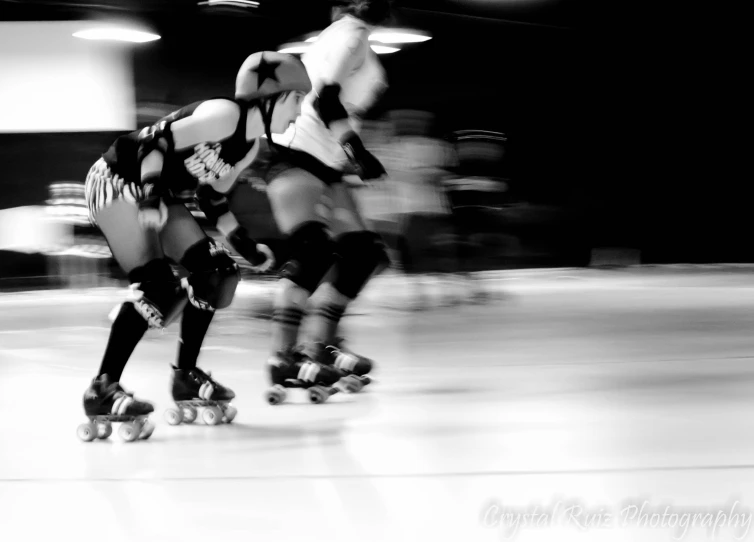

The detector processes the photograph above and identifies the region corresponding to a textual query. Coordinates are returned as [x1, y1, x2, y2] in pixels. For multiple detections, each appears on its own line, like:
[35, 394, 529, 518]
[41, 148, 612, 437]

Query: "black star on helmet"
[252, 54, 281, 89]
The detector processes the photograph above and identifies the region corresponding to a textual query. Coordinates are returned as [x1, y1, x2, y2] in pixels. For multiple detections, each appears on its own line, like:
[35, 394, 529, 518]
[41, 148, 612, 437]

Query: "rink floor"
[1, 268, 754, 542]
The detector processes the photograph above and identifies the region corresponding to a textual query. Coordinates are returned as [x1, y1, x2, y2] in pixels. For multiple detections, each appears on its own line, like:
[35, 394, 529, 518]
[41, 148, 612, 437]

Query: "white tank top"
[272, 15, 387, 170]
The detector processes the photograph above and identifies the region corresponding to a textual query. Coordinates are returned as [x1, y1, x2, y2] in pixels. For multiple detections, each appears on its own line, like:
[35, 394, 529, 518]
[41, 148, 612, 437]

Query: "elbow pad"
[313, 84, 349, 128]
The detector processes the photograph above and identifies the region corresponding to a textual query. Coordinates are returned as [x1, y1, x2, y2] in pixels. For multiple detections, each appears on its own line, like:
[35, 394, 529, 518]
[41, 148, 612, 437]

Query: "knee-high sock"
[271, 278, 310, 355]
[306, 282, 351, 347]
[177, 303, 215, 371]
[97, 302, 149, 382]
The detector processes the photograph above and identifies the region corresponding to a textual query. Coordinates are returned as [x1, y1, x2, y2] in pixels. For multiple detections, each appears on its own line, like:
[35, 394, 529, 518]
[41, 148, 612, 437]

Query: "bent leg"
[94, 200, 186, 382]
[160, 203, 238, 373]
[307, 182, 390, 349]
[266, 169, 335, 354]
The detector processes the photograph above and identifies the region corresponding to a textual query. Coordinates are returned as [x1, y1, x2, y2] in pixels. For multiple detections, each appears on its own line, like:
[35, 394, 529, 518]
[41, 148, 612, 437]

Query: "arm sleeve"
[136, 121, 173, 200]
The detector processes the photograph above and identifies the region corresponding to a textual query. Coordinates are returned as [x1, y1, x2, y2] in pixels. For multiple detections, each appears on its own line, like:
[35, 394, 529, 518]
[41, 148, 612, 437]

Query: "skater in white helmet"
[243, 0, 394, 402]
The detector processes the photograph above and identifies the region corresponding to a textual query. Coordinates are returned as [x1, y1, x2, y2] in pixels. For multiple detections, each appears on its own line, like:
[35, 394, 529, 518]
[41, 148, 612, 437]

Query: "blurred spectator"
[445, 130, 518, 273]
[359, 110, 458, 276]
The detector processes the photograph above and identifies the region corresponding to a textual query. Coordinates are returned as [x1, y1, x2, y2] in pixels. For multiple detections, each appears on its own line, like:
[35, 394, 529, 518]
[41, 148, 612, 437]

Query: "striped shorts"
[84, 157, 149, 226]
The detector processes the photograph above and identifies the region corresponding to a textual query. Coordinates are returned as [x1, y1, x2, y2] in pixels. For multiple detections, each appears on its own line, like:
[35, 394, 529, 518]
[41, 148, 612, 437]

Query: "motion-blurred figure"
[245, 0, 395, 401]
[444, 130, 511, 301]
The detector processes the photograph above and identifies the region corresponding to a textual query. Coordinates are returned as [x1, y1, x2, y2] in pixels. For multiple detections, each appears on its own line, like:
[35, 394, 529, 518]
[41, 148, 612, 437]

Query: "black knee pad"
[127, 258, 187, 329]
[331, 231, 390, 299]
[180, 238, 240, 311]
[280, 221, 336, 293]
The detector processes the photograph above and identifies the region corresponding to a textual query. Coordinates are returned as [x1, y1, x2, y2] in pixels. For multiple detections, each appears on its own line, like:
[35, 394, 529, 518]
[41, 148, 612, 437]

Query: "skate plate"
[164, 400, 237, 426]
[77, 414, 154, 442]
[264, 381, 339, 406]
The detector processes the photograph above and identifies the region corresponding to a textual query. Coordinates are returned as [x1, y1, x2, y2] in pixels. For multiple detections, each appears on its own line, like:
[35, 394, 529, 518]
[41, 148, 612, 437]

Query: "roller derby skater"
[78, 51, 312, 440]
[307, 338, 373, 393]
[78, 374, 155, 442]
[264, 347, 342, 405]
[242, 0, 395, 401]
[164, 366, 238, 425]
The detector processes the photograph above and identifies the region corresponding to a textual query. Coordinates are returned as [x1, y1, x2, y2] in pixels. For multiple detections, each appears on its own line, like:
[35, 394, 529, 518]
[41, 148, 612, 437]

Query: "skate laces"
[107, 384, 135, 415]
[190, 368, 217, 400]
[105, 381, 133, 398]
[191, 367, 212, 380]
[296, 360, 321, 383]
[283, 347, 320, 382]
[327, 342, 360, 372]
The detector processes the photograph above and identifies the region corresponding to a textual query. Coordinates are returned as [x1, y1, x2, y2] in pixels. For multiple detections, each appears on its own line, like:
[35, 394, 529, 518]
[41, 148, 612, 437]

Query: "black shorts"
[247, 140, 346, 187]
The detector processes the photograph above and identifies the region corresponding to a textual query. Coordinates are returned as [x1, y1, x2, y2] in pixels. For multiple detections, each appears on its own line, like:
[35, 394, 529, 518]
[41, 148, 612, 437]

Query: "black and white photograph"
[0, 0, 744, 540]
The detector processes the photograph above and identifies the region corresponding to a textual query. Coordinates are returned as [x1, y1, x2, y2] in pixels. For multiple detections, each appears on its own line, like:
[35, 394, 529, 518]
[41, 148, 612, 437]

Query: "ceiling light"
[370, 45, 400, 54]
[198, 0, 259, 7]
[280, 42, 400, 55]
[278, 42, 310, 55]
[303, 28, 430, 45]
[369, 30, 431, 44]
[73, 28, 160, 43]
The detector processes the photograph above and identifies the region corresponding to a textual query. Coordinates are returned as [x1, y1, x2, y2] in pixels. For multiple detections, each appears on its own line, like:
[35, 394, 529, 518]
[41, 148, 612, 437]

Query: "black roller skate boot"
[78, 374, 155, 442]
[310, 338, 374, 393]
[265, 347, 342, 405]
[164, 366, 237, 426]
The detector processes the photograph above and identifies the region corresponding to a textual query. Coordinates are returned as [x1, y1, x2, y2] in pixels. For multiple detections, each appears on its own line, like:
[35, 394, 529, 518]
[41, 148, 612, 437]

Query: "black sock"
[177, 303, 215, 372]
[97, 302, 148, 382]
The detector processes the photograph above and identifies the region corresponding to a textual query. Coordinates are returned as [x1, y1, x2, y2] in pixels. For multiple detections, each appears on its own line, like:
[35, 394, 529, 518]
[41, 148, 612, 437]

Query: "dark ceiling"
[0, 0, 584, 29]
[0, 0, 606, 164]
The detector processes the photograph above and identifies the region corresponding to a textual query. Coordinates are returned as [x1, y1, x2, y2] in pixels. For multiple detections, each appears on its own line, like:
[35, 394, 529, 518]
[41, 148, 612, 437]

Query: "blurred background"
[0, 0, 731, 293]
[2, 5, 751, 540]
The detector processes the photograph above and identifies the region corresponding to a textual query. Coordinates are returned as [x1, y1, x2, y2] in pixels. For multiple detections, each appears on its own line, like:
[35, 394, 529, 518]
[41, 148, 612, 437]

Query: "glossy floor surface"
[1, 268, 753, 542]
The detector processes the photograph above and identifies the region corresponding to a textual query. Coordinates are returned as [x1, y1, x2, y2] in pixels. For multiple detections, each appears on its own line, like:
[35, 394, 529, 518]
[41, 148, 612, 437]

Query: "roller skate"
[310, 338, 373, 393]
[77, 374, 155, 442]
[164, 366, 237, 426]
[264, 348, 342, 406]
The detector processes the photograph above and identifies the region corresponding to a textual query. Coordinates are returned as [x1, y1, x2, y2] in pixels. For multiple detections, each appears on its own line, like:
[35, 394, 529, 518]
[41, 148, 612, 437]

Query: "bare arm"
[170, 100, 241, 151]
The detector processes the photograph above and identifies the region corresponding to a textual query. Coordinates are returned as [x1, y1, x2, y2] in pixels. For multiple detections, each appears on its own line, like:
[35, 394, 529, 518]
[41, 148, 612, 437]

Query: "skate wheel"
[164, 408, 184, 426]
[342, 376, 363, 393]
[361, 375, 372, 386]
[309, 386, 328, 404]
[265, 387, 286, 406]
[77, 422, 97, 442]
[202, 406, 223, 425]
[181, 406, 197, 424]
[223, 405, 237, 423]
[140, 421, 155, 440]
[119, 422, 140, 442]
[97, 421, 113, 439]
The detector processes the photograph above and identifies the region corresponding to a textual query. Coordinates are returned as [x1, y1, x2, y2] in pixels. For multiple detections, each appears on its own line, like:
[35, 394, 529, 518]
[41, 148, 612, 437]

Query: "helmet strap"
[261, 97, 277, 143]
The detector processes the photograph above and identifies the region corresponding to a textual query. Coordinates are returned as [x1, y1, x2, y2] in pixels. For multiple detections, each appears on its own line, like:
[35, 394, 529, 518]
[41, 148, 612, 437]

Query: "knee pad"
[181, 238, 240, 311]
[280, 221, 336, 293]
[127, 258, 187, 329]
[331, 231, 390, 299]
